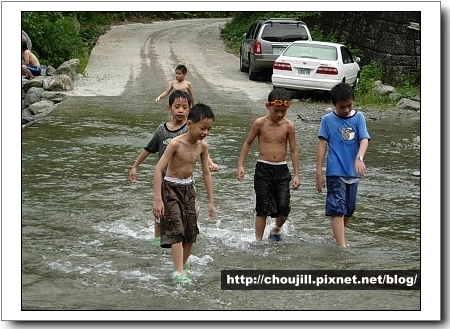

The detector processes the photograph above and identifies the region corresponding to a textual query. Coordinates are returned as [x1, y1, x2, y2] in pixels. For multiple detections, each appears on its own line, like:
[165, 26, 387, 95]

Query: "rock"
[389, 92, 401, 101]
[43, 75, 74, 91]
[396, 98, 420, 111]
[374, 80, 396, 96]
[29, 100, 57, 115]
[41, 91, 68, 103]
[22, 78, 44, 92]
[24, 87, 44, 107]
[54, 65, 77, 81]
[46, 65, 56, 76]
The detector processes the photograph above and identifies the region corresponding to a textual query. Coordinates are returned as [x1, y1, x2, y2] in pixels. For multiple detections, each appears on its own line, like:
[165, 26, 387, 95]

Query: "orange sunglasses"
[269, 100, 291, 107]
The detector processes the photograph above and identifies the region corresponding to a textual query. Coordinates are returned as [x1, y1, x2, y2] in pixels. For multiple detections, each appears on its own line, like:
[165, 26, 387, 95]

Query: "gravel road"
[71, 18, 419, 121]
[72, 18, 271, 100]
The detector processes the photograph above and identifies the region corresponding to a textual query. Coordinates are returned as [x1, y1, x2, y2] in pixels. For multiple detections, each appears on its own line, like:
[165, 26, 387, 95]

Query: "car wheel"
[248, 57, 259, 81]
[352, 71, 361, 89]
[240, 50, 249, 73]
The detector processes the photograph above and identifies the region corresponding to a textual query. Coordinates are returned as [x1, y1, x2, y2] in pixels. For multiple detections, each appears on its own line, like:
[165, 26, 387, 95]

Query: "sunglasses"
[269, 100, 291, 107]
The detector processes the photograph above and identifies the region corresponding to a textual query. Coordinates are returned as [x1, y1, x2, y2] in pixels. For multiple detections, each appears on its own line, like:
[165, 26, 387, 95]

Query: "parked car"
[240, 18, 312, 81]
[271, 40, 361, 92]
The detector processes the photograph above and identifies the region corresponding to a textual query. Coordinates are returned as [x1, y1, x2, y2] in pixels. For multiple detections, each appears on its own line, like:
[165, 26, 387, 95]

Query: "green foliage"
[22, 12, 86, 68]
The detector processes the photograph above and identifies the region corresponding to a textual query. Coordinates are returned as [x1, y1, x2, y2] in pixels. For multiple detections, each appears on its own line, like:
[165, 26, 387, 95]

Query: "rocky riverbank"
[21, 58, 82, 128]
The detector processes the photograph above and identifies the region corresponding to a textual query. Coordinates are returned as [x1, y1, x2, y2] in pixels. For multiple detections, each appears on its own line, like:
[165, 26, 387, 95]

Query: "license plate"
[275, 47, 286, 54]
[298, 68, 311, 75]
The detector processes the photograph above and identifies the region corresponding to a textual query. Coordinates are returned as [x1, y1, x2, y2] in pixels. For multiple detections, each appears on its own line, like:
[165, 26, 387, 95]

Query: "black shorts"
[254, 161, 291, 218]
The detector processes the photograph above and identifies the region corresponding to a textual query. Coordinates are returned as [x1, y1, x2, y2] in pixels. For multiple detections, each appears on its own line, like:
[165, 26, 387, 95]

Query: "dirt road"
[71, 18, 419, 121]
[72, 18, 272, 101]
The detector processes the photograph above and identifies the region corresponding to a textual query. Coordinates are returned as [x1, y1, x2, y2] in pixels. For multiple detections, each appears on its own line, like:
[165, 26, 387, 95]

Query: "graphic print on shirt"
[162, 138, 173, 153]
[337, 122, 357, 148]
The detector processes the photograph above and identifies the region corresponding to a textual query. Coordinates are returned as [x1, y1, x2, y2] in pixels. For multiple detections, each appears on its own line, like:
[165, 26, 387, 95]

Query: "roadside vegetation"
[22, 11, 419, 108]
[220, 12, 420, 108]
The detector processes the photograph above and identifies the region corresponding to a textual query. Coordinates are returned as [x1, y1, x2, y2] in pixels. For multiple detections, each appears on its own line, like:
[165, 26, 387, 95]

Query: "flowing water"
[21, 82, 420, 313]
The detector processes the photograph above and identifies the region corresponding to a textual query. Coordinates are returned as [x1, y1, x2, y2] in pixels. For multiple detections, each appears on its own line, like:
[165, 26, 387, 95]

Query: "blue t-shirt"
[318, 110, 370, 178]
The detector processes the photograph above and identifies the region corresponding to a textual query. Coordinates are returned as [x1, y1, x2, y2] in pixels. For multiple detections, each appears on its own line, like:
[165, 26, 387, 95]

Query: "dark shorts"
[26, 65, 41, 76]
[160, 180, 199, 248]
[254, 161, 291, 218]
[325, 176, 358, 217]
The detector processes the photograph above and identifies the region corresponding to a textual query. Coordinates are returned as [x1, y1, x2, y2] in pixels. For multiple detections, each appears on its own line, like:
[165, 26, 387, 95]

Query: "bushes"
[22, 12, 87, 68]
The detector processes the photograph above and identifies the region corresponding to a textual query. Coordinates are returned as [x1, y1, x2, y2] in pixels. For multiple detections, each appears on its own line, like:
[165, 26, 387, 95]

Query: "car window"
[341, 47, 353, 64]
[261, 24, 309, 42]
[247, 23, 256, 39]
[252, 23, 262, 39]
[284, 44, 337, 61]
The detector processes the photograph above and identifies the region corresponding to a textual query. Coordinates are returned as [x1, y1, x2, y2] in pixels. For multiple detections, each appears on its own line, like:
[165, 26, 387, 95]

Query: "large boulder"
[54, 65, 77, 81]
[374, 80, 396, 96]
[56, 59, 80, 79]
[43, 75, 74, 91]
[24, 87, 44, 107]
[22, 78, 44, 92]
[41, 91, 68, 103]
[29, 100, 56, 115]
[396, 98, 421, 111]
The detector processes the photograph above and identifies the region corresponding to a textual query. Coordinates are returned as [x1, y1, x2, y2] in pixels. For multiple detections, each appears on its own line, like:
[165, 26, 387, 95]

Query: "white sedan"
[272, 40, 361, 92]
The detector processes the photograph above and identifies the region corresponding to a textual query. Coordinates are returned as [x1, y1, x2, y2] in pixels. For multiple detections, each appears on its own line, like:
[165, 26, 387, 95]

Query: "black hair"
[330, 83, 354, 104]
[168, 90, 191, 107]
[21, 41, 28, 51]
[187, 103, 215, 123]
[268, 88, 291, 102]
[175, 64, 187, 74]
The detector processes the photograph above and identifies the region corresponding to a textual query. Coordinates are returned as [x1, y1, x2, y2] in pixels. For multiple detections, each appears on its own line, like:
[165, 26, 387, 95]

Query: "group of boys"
[130, 65, 370, 283]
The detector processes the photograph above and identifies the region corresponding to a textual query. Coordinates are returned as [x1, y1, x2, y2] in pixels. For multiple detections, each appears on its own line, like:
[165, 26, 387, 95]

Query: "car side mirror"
[353, 56, 360, 63]
[244, 32, 248, 38]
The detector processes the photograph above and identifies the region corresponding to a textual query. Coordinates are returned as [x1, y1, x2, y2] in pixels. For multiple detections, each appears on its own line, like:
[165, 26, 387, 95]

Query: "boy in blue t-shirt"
[315, 83, 370, 248]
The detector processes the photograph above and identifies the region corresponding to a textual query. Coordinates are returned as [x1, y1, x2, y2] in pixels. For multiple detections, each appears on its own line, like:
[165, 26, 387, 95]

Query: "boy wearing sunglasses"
[237, 88, 300, 242]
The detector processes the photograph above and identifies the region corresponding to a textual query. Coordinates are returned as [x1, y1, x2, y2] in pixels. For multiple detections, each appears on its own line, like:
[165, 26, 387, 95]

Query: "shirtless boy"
[155, 65, 195, 106]
[129, 91, 218, 245]
[21, 41, 41, 79]
[152, 103, 215, 283]
[237, 88, 300, 242]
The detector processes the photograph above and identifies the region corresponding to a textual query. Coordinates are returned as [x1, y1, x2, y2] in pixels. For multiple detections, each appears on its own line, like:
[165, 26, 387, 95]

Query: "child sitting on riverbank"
[21, 41, 41, 79]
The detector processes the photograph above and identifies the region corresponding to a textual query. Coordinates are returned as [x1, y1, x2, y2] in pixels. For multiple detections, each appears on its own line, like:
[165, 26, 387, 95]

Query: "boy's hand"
[237, 166, 245, 181]
[154, 97, 160, 104]
[209, 162, 220, 172]
[315, 172, 325, 193]
[152, 200, 164, 219]
[292, 176, 300, 189]
[129, 168, 137, 183]
[355, 159, 367, 177]
[207, 203, 216, 220]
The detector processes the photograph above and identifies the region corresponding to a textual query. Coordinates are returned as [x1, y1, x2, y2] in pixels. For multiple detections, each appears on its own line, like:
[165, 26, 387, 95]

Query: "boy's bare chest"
[260, 125, 288, 144]
[176, 142, 202, 162]
[173, 81, 189, 91]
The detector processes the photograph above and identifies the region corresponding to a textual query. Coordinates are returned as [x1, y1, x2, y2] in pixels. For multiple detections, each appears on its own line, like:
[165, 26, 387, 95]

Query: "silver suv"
[240, 18, 312, 81]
